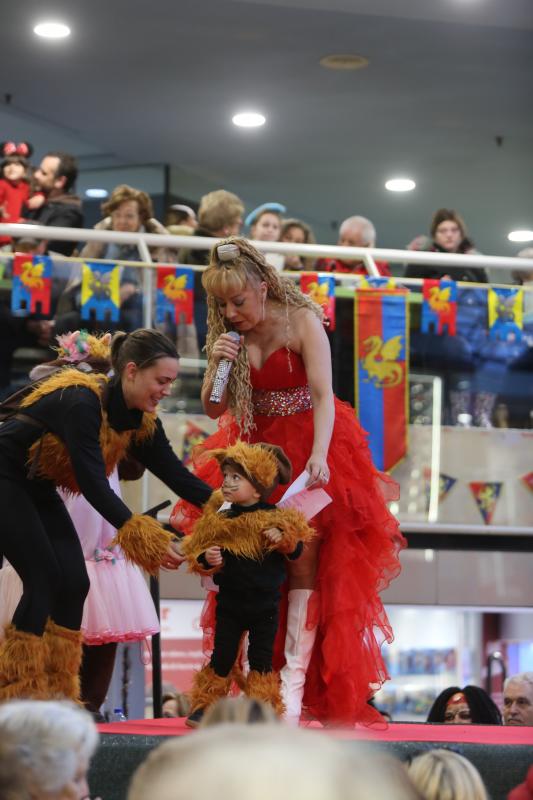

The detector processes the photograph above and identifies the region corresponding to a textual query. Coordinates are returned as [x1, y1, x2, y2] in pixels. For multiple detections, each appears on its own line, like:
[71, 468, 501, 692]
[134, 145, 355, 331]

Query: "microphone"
[209, 331, 241, 404]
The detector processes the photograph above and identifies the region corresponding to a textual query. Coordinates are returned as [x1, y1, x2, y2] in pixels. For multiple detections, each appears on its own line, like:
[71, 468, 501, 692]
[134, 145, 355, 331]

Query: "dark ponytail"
[110, 329, 179, 375]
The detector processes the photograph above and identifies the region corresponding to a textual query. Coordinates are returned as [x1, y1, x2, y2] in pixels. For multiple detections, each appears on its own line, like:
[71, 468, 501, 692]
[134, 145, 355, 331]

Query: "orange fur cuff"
[112, 514, 172, 575]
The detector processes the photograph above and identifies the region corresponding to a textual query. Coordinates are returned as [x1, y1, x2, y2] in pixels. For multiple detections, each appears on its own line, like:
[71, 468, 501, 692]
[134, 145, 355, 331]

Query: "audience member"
[55, 184, 175, 334]
[245, 202, 285, 271]
[406, 749, 488, 800]
[405, 208, 487, 283]
[162, 691, 191, 718]
[25, 151, 83, 256]
[0, 700, 99, 800]
[178, 189, 245, 349]
[280, 217, 317, 270]
[179, 189, 244, 267]
[508, 765, 533, 800]
[503, 673, 533, 726]
[167, 203, 198, 230]
[128, 723, 422, 800]
[199, 696, 279, 728]
[427, 686, 502, 725]
[246, 202, 285, 242]
[317, 215, 391, 276]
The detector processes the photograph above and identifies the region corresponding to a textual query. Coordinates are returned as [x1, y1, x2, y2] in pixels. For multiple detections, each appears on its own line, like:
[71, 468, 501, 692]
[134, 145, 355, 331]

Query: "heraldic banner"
[354, 287, 409, 472]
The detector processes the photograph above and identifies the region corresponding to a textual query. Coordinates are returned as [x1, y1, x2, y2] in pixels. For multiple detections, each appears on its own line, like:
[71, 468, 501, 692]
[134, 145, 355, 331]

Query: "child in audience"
[181, 441, 314, 726]
[0, 142, 44, 247]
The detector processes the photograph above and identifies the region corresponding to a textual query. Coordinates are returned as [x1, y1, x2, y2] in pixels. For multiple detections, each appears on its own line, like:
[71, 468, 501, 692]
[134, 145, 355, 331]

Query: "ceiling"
[1, 0, 532, 255]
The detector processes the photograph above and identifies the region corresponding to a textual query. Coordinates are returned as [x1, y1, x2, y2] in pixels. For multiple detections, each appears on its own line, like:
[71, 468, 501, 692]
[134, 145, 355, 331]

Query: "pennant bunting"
[488, 287, 523, 342]
[469, 481, 503, 525]
[421, 278, 457, 336]
[423, 467, 457, 507]
[354, 287, 409, 471]
[156, 266, 194, 325]
[80, 262, 120, 322]
[11, 254, 52, 315]
[520, 472, 533, 494]
[359, 276, 396, 289]
[300, 273, 336, 330]
[181, 420, 210, 465]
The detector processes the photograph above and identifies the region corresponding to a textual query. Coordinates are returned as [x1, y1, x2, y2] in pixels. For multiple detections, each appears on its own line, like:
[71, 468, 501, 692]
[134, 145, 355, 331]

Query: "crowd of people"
[4, 143, 529, 401]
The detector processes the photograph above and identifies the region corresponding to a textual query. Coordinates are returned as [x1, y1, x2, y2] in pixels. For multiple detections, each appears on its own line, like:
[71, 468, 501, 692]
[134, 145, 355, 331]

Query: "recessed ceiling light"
[508, 230, 533, 243]
[33, 21, 71, 39]
[85, 188, 108, 199]
[232, 112, 266, 128]
[320, 54, 369, 70]
[385, 178, 416, 192]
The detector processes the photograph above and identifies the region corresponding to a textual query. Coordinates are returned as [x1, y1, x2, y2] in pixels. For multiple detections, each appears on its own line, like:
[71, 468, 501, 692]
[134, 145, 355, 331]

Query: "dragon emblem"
[361, 334, 404, 388]
[20, 260, 45, 290]
[428, 285, 451, 314]
[87, 270, 113, 300]
[305, 280, 330, 309]
[162, 273, 188, 302]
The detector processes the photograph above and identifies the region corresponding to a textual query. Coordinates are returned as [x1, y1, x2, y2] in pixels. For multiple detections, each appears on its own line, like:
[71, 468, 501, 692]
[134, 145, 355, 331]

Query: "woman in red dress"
[172, 238, 405, 726]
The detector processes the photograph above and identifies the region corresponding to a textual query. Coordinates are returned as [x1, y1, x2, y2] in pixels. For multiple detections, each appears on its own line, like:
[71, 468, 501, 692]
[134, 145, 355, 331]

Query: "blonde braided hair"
[202, 237, 323, 435]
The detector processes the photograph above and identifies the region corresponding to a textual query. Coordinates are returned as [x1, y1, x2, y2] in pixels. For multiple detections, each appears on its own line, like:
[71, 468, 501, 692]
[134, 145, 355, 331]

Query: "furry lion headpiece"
[206, 440, 292, 499]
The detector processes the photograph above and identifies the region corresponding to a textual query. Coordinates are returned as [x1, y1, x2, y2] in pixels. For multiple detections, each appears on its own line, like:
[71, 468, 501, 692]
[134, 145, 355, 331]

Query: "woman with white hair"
[0, 700, 99, 800]
[406, 748, 488, 800]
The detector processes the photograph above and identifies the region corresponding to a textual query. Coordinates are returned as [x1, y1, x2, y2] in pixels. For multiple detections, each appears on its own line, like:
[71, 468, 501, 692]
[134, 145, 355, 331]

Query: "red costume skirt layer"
[173, 398, 405, 726]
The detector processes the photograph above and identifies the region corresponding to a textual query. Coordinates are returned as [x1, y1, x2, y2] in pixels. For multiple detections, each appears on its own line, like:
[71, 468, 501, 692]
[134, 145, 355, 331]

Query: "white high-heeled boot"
[280, 588, 317, 725]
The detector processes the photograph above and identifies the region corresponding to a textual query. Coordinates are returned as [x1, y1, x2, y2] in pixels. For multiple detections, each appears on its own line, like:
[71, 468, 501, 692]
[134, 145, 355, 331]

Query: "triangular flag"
[469, 481, 503, 525]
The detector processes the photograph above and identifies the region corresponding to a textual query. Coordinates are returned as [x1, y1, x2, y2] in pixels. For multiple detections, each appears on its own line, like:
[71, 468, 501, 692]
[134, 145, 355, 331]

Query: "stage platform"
[89, 719, 533, 800]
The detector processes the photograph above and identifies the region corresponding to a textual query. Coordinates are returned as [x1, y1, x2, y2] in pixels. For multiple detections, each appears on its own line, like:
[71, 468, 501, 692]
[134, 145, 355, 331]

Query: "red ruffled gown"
[174, 348, 405, 726]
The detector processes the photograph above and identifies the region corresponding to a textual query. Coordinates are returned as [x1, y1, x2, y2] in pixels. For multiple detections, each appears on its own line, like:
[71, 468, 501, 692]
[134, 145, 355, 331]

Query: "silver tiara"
[217, 243, 240, 262]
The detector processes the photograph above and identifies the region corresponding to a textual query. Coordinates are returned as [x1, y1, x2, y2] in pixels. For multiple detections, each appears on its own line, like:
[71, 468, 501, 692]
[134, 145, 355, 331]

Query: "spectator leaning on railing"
[404, 207, 488, 283]
[316, 215, 391, 276]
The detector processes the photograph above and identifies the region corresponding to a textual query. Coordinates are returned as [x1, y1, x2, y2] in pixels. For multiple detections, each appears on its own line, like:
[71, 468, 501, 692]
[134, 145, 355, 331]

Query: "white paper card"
[276, 470, 332, 520]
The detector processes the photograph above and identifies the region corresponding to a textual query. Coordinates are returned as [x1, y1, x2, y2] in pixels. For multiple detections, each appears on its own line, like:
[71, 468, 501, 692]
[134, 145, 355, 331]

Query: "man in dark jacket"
[25, 151, 83, 256]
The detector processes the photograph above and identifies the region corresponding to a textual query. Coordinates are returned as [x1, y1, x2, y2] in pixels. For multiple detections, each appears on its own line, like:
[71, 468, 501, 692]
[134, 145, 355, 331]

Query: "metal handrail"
[1, 222, 533, 274]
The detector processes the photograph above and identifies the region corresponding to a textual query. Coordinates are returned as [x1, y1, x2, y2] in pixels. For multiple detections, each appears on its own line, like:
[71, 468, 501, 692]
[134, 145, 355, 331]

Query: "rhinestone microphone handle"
[209, 331, 240, 403]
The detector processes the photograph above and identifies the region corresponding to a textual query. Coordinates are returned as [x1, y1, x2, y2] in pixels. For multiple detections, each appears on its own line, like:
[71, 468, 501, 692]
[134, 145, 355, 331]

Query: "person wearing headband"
[246, 202, 286, 273]
[426, 685, 502, 725]
[0, 328, 212, 702]
[171, 237, 404, 727]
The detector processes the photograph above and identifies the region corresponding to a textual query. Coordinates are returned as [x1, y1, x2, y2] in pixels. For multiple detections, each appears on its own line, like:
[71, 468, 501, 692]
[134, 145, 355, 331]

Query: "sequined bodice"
[250, 349, 311, 417]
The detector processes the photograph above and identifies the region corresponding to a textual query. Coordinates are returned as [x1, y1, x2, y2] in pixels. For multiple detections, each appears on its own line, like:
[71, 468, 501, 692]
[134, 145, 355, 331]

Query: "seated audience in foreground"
[0, 700, 99, 800]
[427, 685, 502, 725]
[199, 696, 279, 728]
[128, 723, 421, 800]
[316, 215, 390, 276]
[405, 208, 487, 283]
[406, 749, 488, 800]
[503, 673, 533, 726]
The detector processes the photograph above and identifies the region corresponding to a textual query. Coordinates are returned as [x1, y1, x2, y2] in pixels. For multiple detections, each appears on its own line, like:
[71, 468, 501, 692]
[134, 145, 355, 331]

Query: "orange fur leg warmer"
[245, 670, 285, 717]
[189, 665, 232, 713]
[43, 619, 83, 702]
[0, 624, 48, 700]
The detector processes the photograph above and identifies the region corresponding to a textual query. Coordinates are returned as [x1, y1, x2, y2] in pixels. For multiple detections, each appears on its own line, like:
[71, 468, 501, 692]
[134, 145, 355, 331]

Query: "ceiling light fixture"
[385, 178, 416, 192]
[320, 54, 369, 70]
[508, 230, 533, 243]
[232, 112, 266, 128]
[33, 21, 71, 39]
[85, 189, 108, 199]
